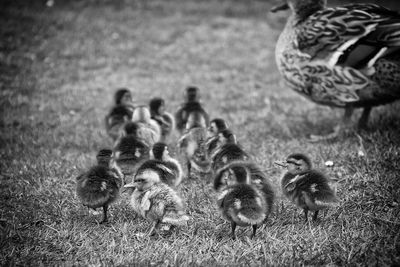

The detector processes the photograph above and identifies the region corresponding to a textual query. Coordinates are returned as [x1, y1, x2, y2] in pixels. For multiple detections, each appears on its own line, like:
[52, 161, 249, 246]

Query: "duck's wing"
[298, 5, 399, 65]
[292, 5, 400, 104]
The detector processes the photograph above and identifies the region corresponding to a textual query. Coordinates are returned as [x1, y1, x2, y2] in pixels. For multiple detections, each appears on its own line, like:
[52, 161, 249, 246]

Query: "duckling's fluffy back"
[211, 143, 249, 171]
[214, 161, 275, 214]
[76, 165, 122, 209]
[130, 183, 189, 225]
[282, 169, 339, 209]
[136, 159, 182, 187]
[218, 184, 267, 227]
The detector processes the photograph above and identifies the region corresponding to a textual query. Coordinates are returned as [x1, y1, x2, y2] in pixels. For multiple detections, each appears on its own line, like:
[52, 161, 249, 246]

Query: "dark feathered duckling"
[210, 129, 247, 172]
[113, 133, 150, 177]
[124, 168, 189, 236]
[274, 153, 339, 222]
[150, 142, 183, 187]
[105, 88, 136, 141]
[214, 162, 275, 219]
[149, 97, 175, 142]
[175, 86, 210, 134]
[214, 166, 270, 240]
[206, 118, 229, 156]
[131, 143, 183, 188]
[76, 149, 124, 223]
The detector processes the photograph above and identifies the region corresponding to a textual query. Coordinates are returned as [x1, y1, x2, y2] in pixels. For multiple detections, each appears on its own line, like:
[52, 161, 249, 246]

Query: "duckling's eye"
[135, 179, 144, 183]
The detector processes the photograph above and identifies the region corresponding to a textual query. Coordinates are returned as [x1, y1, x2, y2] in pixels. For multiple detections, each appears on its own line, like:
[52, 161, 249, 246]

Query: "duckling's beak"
[274, 160, 288, 168]
[270, 3, 289, 13]
[122, 182, 136, 193]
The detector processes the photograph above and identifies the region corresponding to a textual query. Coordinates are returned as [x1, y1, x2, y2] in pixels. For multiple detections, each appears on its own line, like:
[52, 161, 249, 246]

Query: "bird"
[149, 97, 175, 142]
[210, 143, 249, 172]
[206, 118, 229, 156]
[124, 168, 189, 236]
[177, 125, 211, 178]
[274, 153, 339, 222]
[210, 129, 247, 171]
[175, 86, 210, 134]
[113, 132, 150, 177]
[272, 0, 400, 141]
[132, 105, 161, 146]
[76, 149, 124, 223]
[149, 142, 183, 187]
[213, 165, 271, 240]
[214, 161, 275, 218]
[104, 88, 136, 141]
[105, 105, 133, 141]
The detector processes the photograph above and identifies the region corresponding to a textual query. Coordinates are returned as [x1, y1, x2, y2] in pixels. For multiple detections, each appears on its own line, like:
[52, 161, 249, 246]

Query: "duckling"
[132, 105, 161, 146]
[274, 153, 339, 222]
[206, 118, 229, 156]
[114, 88, 135, 109]
[105, 105, 132, 141]
[150, 142, 183, 187]
[149, 97, 175, 142]
[124, 169, 189, 236]
[272, 0, 400, 140]
[211, 143, 249, 172]
[76, 149, 124, 223]
[113, 132, 150, 177]
[214, 166, 269, 240]
[105, 88, 136, 141]
[214, 162, 275, 218]
[210, 129, 245, 171]
[175, 86, 210, 134]
[178, 126, 210, 178]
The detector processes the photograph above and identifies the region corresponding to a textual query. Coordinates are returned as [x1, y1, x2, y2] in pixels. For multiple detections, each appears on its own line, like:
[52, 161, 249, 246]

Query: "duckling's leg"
[231, 221, 237, 240]
[251, 225, 257, 239]
[312, 210, 319, 222]
[100, 205, 108, 224]
[187, 161, 192, 178]
[309, 107, 354, 142]
[148, 220, 160, 236]
[303, 209, 309, 222]
[358, 107, 371, 130]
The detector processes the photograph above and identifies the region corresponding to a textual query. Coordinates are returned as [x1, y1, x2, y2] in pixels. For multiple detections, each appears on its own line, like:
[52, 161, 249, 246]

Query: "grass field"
[1, 0, 400, 265]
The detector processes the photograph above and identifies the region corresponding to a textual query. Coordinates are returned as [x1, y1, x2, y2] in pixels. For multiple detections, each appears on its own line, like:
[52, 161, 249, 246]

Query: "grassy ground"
[1, 0, 400, 265]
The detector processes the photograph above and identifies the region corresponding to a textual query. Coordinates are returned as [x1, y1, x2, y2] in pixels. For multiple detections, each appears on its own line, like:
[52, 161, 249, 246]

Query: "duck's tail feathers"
[236, 206, 266, 225]
[162, 212, 190, 226]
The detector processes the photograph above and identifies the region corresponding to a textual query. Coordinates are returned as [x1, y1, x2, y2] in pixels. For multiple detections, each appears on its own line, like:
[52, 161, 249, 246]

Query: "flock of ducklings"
[74, 0, 400, 239]
[76, 86, 339, 239]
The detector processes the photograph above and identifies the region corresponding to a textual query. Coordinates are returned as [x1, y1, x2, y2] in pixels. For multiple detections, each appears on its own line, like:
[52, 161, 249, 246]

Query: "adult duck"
[272, 0, 400, 140]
